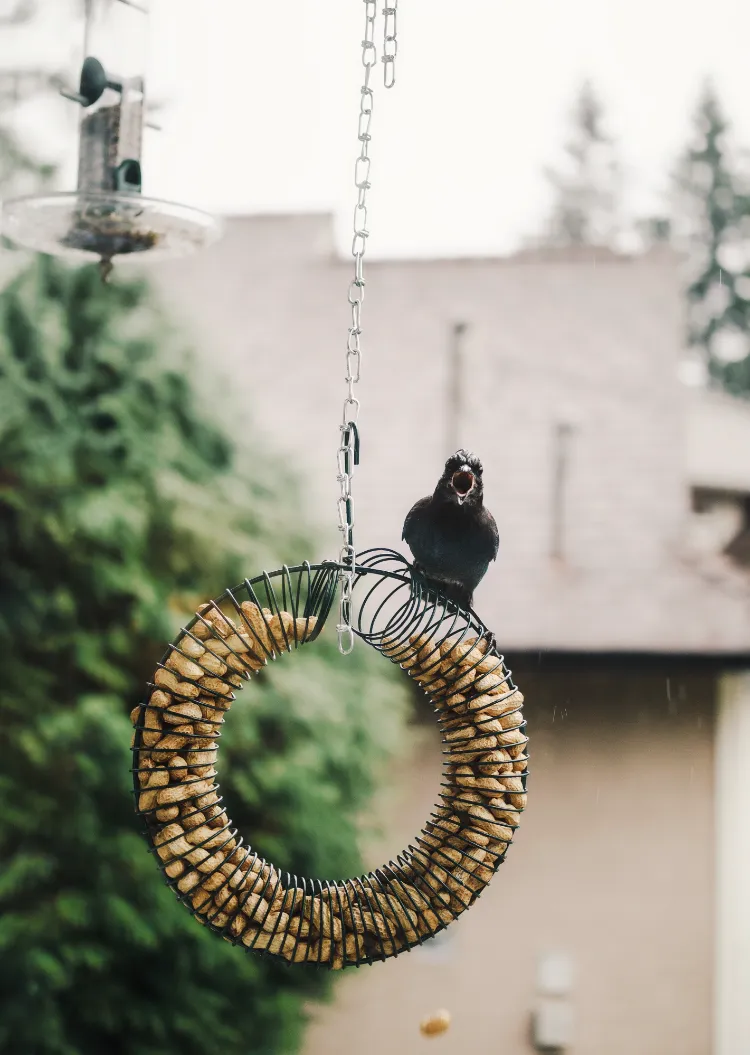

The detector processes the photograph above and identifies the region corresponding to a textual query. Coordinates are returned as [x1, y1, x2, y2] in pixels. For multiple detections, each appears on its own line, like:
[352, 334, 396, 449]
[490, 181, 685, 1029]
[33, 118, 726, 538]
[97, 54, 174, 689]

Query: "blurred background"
[1, 1, 750, 1053]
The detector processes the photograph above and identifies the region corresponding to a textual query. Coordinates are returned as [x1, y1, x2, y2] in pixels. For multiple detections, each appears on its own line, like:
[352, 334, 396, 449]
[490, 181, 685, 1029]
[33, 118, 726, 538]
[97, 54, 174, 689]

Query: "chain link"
[336, 0, 397, 655]
[383, 2, 398, 89]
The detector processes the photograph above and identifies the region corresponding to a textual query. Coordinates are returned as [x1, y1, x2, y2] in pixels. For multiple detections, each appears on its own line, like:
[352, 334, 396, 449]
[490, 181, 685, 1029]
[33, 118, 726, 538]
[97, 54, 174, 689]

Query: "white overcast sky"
[7, 0, 750, 257]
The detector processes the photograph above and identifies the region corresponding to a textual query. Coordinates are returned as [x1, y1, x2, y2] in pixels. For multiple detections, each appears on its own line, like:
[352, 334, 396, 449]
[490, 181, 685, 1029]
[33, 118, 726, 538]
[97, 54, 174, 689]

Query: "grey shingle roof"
[151, 214, 750, 655]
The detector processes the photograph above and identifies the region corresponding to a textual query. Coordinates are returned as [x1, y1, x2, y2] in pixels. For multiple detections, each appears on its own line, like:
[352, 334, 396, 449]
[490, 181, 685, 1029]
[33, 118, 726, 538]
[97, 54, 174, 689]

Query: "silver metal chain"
[336, 1, 398, 656]
[383, 2, 398, 89]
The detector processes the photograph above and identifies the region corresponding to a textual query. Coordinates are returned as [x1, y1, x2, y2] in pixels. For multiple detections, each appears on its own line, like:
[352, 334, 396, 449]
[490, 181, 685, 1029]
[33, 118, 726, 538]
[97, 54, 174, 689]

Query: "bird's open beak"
[451, 467, 475, 505]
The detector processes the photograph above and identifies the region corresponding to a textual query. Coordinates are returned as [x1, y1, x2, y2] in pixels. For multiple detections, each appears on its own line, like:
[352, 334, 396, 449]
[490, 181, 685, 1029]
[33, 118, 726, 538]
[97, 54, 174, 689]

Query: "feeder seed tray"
[1, 191, 220, 264]
[131, 549, 529, 969]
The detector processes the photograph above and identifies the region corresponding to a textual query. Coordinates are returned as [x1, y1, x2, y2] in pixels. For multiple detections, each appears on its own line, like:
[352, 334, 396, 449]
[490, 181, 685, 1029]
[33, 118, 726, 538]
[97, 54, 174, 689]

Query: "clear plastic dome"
[2, 191, 221, 264]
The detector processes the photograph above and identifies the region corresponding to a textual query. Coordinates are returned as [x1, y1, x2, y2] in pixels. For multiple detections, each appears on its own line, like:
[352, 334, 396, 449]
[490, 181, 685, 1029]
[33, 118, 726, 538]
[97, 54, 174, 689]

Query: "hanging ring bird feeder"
[131, 550, 527, 968]
[1, 0, 220, 280]
[131, 0, 528, 968]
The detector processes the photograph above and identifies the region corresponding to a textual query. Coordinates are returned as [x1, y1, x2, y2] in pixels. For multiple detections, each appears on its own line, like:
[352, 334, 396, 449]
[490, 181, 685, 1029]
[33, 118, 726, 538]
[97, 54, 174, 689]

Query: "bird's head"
[436, 449, 484, 507]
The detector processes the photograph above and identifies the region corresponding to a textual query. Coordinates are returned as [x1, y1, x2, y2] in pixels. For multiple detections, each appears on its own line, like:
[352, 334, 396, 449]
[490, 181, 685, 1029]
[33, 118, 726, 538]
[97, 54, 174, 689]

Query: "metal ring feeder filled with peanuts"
[131, 548, 528, 970]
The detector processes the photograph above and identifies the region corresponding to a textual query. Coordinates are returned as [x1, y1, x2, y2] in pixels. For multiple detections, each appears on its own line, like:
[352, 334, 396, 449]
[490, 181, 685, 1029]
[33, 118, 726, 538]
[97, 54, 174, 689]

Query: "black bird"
[402, 450, 499, 612]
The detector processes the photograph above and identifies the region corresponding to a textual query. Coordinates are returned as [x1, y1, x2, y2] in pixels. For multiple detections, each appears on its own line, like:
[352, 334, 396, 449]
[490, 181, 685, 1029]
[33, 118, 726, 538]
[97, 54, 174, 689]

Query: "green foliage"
[0, 256, 410, 1055]
[673, 82, 750, 395]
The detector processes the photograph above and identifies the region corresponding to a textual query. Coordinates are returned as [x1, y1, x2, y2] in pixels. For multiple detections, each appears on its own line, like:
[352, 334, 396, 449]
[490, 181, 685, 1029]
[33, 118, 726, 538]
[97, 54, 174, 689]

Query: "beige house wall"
[303, 667, 715, 1055]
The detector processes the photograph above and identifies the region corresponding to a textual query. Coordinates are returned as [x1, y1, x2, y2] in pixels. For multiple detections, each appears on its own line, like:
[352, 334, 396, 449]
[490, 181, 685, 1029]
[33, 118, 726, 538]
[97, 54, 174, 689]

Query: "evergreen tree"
[538, 80, 622, 249]
[673, 81, 750, 395]
[0, 256, 409, 1055]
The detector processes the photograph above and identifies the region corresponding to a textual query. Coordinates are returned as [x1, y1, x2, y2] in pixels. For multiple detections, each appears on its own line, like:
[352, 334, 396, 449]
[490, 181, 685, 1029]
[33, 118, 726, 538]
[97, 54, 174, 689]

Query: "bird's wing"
[402, 496, 430, 543]
[483, 508, 500, 562]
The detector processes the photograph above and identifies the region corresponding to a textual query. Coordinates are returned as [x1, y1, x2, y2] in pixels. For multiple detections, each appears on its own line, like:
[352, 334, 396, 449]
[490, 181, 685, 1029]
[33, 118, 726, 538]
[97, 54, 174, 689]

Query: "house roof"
[140, 212, 750, 654]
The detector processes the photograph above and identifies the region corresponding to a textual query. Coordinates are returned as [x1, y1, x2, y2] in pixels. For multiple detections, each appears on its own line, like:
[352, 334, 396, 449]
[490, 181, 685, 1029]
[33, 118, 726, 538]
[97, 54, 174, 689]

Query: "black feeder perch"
[1, 0, 220, 281]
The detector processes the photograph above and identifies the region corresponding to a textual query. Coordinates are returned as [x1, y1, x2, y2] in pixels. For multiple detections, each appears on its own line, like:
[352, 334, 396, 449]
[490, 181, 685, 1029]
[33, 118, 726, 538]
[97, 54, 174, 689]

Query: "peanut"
[420, 1010, 451, 1037]
[267, 611, 294, 651]
[154, 668, 200, 699]
[180, 636, 206, 660]
[163, 701, 203, 726]
[240, 603, 273, 653]
[165, 652, 204, 681]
